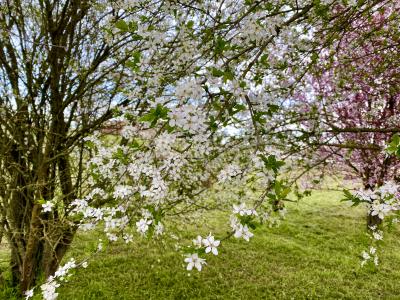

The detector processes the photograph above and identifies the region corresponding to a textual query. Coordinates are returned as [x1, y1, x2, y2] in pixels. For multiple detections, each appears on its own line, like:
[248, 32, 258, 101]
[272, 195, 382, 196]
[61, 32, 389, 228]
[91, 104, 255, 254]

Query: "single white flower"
[372, 230, 383, 241]
[155, 222, 164, 236]
[374, 256, 379, 266]
[25, 288, 34, 299]
[106, 233, 118, 242]
[233, 203, 247, 216]
[42, 201, 54, 213]
[136, 218, 152, 234]
[202, 234, 220, 255]
[361, 260, 367, 267]
[230, 215, 240, 230]
[361, 250, 370, 260]
[184, 253, 206, 271]
[97, 240, 103, 251]
[123, 234, 133, 243]
[234, 224, 254, 241]
[82, 261, 88, 268]
[193, 235, 203, 248]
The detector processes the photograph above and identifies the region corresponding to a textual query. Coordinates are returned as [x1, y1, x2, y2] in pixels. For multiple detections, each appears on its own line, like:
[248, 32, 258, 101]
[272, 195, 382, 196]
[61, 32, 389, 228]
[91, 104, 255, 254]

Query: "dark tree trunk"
[367, 213, 382, 228]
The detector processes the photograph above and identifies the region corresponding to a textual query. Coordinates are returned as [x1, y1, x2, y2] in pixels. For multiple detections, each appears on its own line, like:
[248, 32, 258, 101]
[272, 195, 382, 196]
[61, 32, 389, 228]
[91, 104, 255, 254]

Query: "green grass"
[3, 190, 400, 299]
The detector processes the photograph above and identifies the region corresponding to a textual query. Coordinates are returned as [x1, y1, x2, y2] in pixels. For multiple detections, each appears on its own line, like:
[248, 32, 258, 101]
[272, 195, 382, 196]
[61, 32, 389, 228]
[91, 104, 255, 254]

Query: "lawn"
[3, 190, 400, 299]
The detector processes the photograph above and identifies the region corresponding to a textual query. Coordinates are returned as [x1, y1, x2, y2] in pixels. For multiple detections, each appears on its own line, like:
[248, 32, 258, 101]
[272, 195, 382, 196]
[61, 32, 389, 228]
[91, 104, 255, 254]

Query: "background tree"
[289, 1, 400, 224]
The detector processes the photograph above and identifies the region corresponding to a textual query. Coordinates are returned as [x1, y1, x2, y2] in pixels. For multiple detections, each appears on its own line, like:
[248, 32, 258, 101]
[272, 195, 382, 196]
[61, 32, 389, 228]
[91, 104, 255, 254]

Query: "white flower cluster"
[72, 119, 218, 247]
[121, 125, 136, 139]
[136, 218, 152, 235]
[229, 203, 257, 241]
[370, 201, 392, 220]
[175, 80, 203, 101]
[233, 203, 258, 217]
[185, 234, 220, 271]
[230, 216, 254, 241]
[135, 209, 164, 236]
[238, 13, 280, 45]
[71, 198, 130, 240]
[136, 209, 152, 235]
[25, 258, 79, 300]
[168, 105, 207, 134]
[354, 181, 400, 220]
[217, 164, 242, 182]
[355, 181, 399, 203]
[352, 181, 400, 267]
[371, 228, 383, 241]
[193, 234, 220, 255]
[361, 246, 378, 267]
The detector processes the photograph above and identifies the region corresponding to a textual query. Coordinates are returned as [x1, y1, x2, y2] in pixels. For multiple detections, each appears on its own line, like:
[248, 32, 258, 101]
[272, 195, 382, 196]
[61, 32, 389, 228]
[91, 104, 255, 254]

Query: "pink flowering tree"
[314, 2, 400, 187]
[282, 1, 400, 190]
[287, 1, 400, 267]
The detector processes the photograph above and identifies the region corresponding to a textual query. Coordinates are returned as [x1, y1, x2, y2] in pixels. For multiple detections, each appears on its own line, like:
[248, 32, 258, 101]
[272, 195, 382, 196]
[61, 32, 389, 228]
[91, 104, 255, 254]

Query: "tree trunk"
[10, 246, 22, 287]
[18, 221, 76, 292]
[367, 212, 382, 228]
[20, 204, 44, 292]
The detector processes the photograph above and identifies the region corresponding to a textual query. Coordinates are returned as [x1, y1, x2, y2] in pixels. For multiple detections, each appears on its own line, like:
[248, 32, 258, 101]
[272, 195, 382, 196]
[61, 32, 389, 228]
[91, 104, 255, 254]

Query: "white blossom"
[202, 234, 220, 255]
[42, 201, 54, 213]
[193, 235, 203, 248]
[97, 240, 103, 251]
[233, 224, 254, 241]
[41, 281, 60, 300]
[361, 251, 370, 260]
[370, 201, 391, 220]
[106, 233, 118, 242]
[155, 222, 164, 236]
[123, 234, 134, 243]
[136, 218, 152, 235]
[184, 253, 206, 271]
[233, 203, 257, 216]
[372, 230, 383, 241]
[24, 288, 34, 299]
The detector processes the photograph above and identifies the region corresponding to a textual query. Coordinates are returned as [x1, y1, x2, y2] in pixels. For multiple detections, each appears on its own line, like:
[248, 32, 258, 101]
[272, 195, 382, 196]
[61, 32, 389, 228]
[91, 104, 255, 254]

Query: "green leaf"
[260, 154, 285, 174]
[215, 36, 228, 55]
[341, 189, 365, 206]
[139, 104, 169, 127]
[115, 20, 129, 31]
[210, 67, 225, 77]
[37, 198, 46, 205]
[187, 20, 194, 29]
[115, 20, 139, 33]
[387, 134, 400, 157]
[126, 51, 141, 71]
[112, 147, 129, 164]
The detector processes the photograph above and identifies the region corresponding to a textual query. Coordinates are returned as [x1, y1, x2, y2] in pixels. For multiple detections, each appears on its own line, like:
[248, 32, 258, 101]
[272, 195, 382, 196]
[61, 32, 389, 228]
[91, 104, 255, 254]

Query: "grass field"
[2, 190, 400, 299]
